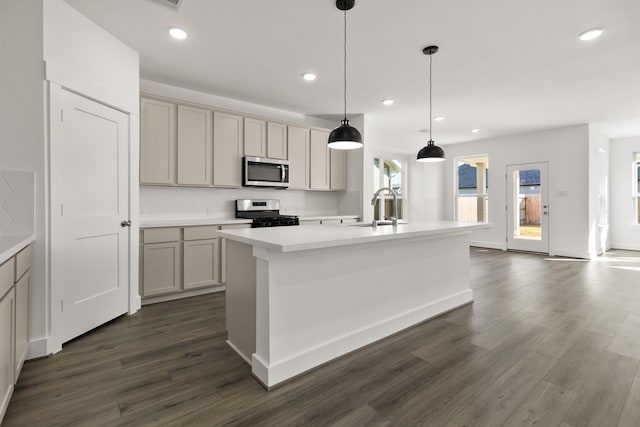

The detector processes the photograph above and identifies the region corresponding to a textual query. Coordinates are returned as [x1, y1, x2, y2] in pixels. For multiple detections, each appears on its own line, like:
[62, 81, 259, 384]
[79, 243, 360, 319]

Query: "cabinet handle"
[121, 220, 132, 227]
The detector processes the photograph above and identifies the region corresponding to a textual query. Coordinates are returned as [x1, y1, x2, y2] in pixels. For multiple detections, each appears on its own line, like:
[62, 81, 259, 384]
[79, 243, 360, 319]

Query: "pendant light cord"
[429, 52, 433, 143]
[343, 8, 347, 121]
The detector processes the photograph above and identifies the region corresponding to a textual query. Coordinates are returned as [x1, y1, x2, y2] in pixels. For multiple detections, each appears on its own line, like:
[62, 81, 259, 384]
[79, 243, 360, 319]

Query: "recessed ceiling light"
[302, 73, 317, 81]
[382, 99, 394, 106]
[471, 128, 480, 133]
[578, 27, 604, 41]
[434, 116, 445, 122]
[169, 28, 188, 40]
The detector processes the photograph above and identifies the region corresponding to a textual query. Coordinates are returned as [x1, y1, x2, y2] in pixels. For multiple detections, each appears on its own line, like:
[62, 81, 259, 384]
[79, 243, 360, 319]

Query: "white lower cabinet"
[183, 239, 220, 289]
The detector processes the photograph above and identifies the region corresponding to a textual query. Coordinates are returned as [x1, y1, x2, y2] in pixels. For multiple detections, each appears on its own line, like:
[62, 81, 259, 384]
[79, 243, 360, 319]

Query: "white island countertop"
[218, 221, 488, 253]
[0, 234, 35, 265]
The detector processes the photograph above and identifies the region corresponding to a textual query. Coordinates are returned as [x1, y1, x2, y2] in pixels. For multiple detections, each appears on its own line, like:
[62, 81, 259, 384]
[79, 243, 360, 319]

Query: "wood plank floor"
[4, 248, 640, 426]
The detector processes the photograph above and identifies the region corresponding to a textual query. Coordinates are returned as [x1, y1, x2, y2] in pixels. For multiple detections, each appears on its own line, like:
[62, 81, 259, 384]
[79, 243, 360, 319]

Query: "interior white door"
[51, 89, 130, 345]
[506, 162, 549, 253]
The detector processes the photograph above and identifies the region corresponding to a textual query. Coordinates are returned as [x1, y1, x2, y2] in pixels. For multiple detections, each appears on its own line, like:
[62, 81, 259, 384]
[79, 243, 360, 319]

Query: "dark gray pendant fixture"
[328, 0, 363, 150]
[417, 45, 445, 162]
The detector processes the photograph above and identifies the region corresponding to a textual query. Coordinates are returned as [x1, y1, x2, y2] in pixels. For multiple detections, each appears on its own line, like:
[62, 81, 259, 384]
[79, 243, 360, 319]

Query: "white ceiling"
[65, 0, 640, 153]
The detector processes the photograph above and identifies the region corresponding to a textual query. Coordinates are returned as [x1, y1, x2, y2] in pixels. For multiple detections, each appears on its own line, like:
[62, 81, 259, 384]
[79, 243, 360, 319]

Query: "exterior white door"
[506, 162, 549, 253]
[51, 89, 130, 345]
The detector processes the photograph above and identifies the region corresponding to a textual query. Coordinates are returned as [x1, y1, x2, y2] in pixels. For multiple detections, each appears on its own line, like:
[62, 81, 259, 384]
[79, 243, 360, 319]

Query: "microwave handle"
[281, 165, 285, 183]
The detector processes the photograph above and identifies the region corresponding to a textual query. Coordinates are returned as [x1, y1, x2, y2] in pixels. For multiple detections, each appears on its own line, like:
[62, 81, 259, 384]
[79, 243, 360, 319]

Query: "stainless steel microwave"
[243, 156, 290, 188]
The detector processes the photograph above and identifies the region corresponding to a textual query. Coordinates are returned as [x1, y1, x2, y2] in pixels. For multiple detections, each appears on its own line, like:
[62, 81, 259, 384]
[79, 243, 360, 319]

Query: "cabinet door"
[330, 149, 347, 190]
[0, 288, 14, 418]
[213, 112, 243, 187]
[287, 126, 310, 190]
[267, 122, 288, 160]
[310, 129, 330, 190]
[142, 242, 181, 296]
[184, 239, 220, 289]
[244, 118, 266, 157]
[177, 105, 212, 186]
[140, 98, 176, 185]
[14, 272, 29, 378]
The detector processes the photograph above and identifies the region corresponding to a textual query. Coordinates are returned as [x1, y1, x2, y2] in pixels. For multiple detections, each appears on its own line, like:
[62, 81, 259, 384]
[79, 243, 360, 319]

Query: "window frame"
[634, 152, 640, 225]
[454, 154, 490, 223]
[372, 156, 408, 221]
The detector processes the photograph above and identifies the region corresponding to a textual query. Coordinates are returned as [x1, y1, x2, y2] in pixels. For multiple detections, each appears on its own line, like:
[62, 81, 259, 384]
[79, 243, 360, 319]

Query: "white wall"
[0, 0, 46, 356]
[588, 124, 611, 256]
[139, 80, 356, 219]
[610, 136, 640, 250]
[442, 125, 591, 258]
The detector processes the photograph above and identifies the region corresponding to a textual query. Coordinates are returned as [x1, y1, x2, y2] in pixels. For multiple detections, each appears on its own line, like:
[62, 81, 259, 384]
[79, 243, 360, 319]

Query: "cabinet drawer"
[184, 225, 219, 241]
[0, 258, 13, 299]
[220, 224, 251, 230]
[15, 245, 31, 282]
[143, 227, 181, 244]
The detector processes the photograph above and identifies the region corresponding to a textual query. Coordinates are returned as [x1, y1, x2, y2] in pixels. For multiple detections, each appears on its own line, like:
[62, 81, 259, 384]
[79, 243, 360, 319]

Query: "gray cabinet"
[177, 105, 212, 186]
[330, 149, 347, 190]
[213, 112, 243, 187]
[219, 223, 252, 284]
[140, 98, 176, 185]
[142, 241, 182, 297]
[0, 284, 14, 421]
[183, 225, 221, 289]
[244, 117, 267, 157]
[267, 122, 287, 160]
[287, 126, 310, 190]
[310, 129, 330, 190]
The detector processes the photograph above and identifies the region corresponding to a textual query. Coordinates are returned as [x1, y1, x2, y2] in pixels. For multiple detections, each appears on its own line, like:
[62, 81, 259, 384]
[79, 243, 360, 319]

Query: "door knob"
[121, 220, 132, 227]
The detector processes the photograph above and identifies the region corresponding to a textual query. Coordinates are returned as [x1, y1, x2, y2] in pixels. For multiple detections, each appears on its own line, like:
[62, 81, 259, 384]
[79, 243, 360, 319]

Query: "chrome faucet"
[371, 187, 398, 229]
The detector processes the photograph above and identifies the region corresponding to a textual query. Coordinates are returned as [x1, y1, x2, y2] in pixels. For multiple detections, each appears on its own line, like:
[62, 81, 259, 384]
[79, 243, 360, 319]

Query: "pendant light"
[327, 0, 363, 150]
[417, 45, 445, 162]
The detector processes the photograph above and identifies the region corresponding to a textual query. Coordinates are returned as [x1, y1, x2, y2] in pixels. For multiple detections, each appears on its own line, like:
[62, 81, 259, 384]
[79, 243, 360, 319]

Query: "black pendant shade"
[328, 119, 362, 150]
[416, 45, 445, 162]
[328, 0, 362, 150]
[416, 140, 445, 162]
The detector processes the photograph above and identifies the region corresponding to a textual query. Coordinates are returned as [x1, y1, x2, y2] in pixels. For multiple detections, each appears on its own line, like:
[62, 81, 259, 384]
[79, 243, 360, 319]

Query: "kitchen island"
[218, 221, 488, 388]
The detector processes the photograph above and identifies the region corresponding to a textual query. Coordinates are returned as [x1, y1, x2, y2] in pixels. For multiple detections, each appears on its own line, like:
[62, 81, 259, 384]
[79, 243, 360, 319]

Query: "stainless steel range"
[235, 199, 299, 228]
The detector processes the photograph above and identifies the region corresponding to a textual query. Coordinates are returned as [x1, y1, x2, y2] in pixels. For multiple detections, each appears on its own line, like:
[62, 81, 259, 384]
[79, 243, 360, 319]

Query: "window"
[635, 153, 640, 224]
[456, 156, 489, 222]
[373, 157, 406, 221]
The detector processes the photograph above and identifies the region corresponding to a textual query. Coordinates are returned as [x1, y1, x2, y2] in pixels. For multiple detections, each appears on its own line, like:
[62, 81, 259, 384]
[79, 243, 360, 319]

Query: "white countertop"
[0, 234, 34, 265]
[139, 214, 360, 228]
[139, 216, 252, 228]
[217, 221, 489, 253]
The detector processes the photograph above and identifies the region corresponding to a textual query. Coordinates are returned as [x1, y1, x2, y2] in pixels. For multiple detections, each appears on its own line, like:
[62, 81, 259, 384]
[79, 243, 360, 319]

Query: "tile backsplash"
[0, 171, 35, 235]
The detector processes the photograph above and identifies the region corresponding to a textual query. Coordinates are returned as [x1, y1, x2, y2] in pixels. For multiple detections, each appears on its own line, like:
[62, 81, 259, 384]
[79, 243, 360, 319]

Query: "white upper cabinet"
[244, 117, 267, 158]
[267, 122, 288, 160]
[287, 126, 310, 190]
[140, 98, 176, 185]
[177, 105, 212, 186]
[330, 149, 347, 191]
[310, 129, 330, 190]
[213, 112, 244, 187]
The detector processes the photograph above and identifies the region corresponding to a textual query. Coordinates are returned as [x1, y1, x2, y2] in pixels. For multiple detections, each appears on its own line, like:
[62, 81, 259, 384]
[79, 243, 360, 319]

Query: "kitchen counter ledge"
[0, 235, 35, 265]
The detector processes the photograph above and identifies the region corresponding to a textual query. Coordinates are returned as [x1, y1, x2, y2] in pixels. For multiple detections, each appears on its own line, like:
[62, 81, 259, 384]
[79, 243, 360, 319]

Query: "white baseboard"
[470, 240, 507, 250]
[227, 340, 251, 364]
[609, 243, 640, 252]
[141, 285, 225, 306]
[252, 290, 474, 388]
[27, 336, 49, 359]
